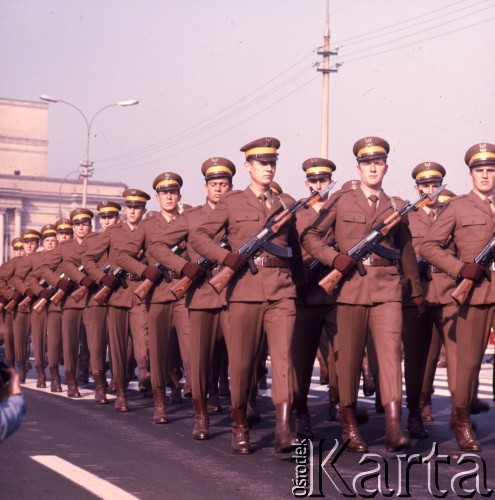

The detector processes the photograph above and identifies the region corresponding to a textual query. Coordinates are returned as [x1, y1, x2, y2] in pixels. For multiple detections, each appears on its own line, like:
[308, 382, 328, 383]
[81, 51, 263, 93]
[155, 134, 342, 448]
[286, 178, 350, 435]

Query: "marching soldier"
[147, 157, 236, 440]
[0, 238, 25, 368]
[2, 229, 42, 382]
[26, 224, 59, 387]
[190, 137, 305, 454]
[301, 137, 423, 453]
[82, 191, 152, 411]
[420, 142, 495, 451]
[292, 157, 338, 439]
[402, 163, 457, 439]
[116, 173, 203, 423]
[416, 188, 458, 423]
[39, 208, 96, 399]
[28, 218, 74, 391]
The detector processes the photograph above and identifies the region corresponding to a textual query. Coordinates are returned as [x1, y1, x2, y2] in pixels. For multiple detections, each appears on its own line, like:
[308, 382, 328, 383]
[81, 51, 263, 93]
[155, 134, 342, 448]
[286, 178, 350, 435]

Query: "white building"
[0, 97, 126, 262]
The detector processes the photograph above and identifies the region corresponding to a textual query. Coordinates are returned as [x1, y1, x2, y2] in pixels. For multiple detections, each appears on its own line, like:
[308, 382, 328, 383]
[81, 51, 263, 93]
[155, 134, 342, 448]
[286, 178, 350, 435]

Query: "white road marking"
[31, 455, 139, 500]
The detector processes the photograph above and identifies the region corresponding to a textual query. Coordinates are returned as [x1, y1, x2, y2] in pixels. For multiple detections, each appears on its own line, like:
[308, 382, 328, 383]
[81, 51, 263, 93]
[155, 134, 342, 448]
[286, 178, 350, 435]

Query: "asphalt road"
[1, 358, 494, 499]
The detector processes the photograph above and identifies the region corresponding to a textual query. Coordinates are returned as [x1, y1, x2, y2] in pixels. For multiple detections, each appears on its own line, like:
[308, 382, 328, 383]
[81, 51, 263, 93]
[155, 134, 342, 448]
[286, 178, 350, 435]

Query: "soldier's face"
[470, 166, 495, 195]
[57, 232, 73, 242]
[42, 236, 58, 251]
[23, 240, 39, 255]
[73, 220, 91, 239]
[124, 205, 147, 225]
[205, 178, 231, 205]
[99, 213, 119, 230]
[13, 248, 24, 257]
[414, 181, 442, 208]
[156, 190, 181, 214]
[357, 159, 388, 189]
[305, 176, 332, 196]
[246, 160, 276, 189]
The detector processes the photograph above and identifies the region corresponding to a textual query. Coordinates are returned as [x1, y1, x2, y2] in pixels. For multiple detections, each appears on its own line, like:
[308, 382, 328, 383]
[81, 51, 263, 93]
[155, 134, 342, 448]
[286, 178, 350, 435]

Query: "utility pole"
[317, 0, 341, 158]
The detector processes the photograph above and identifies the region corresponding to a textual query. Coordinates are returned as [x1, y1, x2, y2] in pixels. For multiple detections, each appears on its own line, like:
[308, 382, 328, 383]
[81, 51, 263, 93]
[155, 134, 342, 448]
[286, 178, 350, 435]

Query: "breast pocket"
[460, 215, 487, 241]
[235, 211, 260, 223]
[342, 212, 366, 224]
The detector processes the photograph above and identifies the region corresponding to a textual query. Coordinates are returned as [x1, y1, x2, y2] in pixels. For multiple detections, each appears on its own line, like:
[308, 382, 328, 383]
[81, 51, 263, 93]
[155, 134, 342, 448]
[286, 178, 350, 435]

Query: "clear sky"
[1, 0, 494, 211]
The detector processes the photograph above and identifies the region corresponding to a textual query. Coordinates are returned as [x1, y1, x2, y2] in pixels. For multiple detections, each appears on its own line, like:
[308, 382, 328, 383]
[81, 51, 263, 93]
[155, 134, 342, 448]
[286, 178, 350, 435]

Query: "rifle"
[209, 182, 336, 294]
[4, 290, 21, 314]
[94, 267, 128, 305]
[306, 239, 336, 277]
[133, 241, 187, 301]
[17, 296, 32, 313]
[0, 295, 7, 313]
[318, 185, 446, 295]
[32, 280, 58, 314]
[170, 239, 230, 300]
[70, 264, 110, 303]
[50, 273, 68, 306]
[417, 256, 432, 282]
[451, 235, 495, 306]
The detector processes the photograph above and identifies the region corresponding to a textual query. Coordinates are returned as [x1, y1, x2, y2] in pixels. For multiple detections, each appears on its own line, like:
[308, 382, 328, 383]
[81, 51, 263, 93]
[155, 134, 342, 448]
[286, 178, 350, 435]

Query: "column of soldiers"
[0, 135, 494, 455]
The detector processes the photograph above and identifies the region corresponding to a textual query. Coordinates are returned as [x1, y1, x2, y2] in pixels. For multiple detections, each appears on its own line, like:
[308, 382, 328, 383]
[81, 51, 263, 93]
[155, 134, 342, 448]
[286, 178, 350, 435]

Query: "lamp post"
[40, 94, 139, 208]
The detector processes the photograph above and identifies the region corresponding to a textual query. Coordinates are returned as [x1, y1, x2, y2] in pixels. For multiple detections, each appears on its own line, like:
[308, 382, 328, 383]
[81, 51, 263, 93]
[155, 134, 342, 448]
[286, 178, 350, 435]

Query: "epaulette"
[223, 190, 243, 199]
[183, 205, 203, 215]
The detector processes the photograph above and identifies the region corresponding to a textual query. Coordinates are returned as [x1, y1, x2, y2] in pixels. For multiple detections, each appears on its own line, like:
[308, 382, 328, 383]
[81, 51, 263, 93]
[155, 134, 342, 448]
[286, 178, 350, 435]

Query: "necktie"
[428, 210, 436, 222]
[258, 194, 269, 215]
[485, 197, 495, 214]
[368, 195, 378, 216]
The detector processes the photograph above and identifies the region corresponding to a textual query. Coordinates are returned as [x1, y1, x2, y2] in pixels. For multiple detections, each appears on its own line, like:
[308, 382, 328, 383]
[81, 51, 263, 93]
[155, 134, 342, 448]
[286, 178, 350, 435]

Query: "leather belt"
[253, 256, 289, 268]
[125, 273, 143, 281]
[362, 256, 396, 267]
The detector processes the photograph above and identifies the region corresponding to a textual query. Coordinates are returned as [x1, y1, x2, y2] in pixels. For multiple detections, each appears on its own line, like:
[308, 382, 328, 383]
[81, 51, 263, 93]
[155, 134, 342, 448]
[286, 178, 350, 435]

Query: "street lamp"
[39, 94, 139, 208]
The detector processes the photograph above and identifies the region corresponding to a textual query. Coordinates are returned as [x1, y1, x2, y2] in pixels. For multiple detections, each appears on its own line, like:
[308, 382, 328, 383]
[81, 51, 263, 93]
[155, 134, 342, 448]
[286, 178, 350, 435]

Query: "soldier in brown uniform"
[116, 173, 204, 423]
[148, 157, 236, 440]
[401, 163, 458, 440]
[0, 238, 25, 368]
[25, 224, 59, 387]
[28, 219, 74, 391]
[420, 142, 495, 451]
[415, 188, 458, 422]
[301, 137, 423, 453]
[82, 191, 152, 411]
[39, 208, 97, 398]
[3, 229, 42, 382]
[292, 157, 338, 439]
[190, 137, 305, 454]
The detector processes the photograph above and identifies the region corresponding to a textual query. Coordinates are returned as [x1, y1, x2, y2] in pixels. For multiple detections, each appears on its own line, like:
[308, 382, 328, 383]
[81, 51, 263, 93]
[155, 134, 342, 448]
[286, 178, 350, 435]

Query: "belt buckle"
[362, 256, 371, 266]
[490, 262, 495, 272]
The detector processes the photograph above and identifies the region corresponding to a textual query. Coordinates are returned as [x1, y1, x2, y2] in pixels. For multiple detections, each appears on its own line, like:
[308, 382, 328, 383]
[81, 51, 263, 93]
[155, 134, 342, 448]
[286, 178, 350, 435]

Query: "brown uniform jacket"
[420, 190, 495, 305]
[301, 187, 422, 305]
[82, 223, 147, 308]
[27, 251, 62, 312]
[6, 254, 35, 296]
[189, 188, 305, 302]
[149, 202, 228, 310]
[115, 212, 188, 304]
[295, 205, 335, 306]
[0, 259, 18, 300]
[39, 238, 93, 309]
[407, 206, 456, 306]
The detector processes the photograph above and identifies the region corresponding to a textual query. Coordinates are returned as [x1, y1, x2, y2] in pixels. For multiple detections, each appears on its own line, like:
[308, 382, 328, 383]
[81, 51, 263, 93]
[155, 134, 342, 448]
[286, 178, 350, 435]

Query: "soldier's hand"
[459, 263, 485, 281]
[142, 266, 162, 283]
[223, 252, 247, 271]
[56, 278, 72, 293]
[332, 254, 357, 275]
[24, 288, 36, 299]
[182, 262, 206, 282]
[38, 289, 52, 301]
[412, 295, 426, 315]
[80, 276, 97, 289]
[101, 274, 119, 289]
